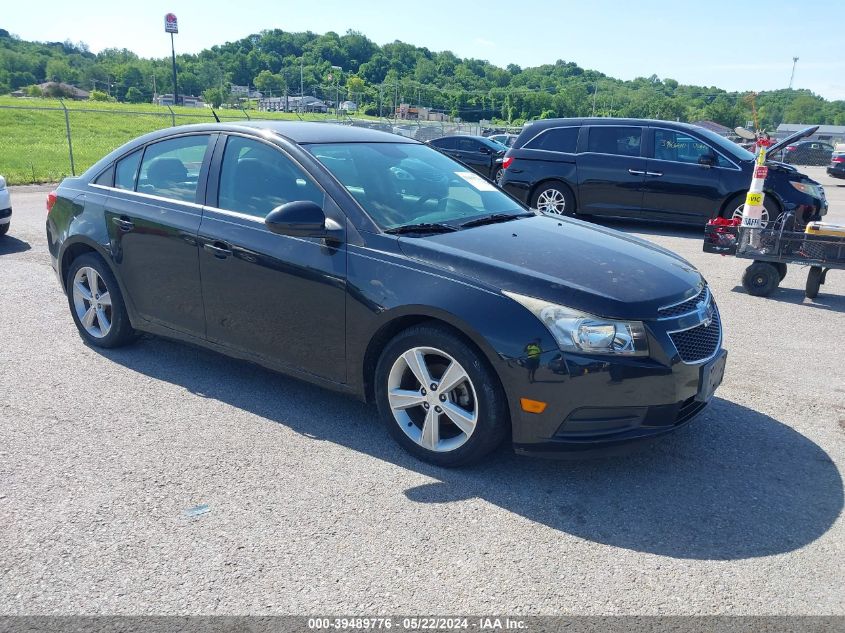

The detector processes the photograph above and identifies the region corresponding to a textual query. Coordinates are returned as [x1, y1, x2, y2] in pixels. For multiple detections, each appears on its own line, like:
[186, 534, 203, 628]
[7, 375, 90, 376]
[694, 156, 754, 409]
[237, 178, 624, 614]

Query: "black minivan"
[500, 118, 827, 226]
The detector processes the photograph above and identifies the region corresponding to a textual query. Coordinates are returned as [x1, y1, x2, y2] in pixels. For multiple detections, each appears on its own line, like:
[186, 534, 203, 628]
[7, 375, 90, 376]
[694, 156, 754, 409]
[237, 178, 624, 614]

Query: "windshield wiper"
[384, 222, 458, 235]
[460, 212, 534, 228]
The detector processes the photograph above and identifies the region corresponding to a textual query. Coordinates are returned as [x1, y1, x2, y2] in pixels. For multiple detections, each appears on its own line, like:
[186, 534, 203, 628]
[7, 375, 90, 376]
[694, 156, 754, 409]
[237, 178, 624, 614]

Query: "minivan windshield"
[694, 126, 755, 162]
[307, 142, 526, 230]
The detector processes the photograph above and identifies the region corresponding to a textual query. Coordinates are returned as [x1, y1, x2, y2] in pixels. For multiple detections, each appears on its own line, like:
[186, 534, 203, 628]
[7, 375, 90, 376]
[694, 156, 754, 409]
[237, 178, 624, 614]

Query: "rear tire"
[805, 266, 823, 299]
[741, 261, 780, 297]
[374, 324, 509, 467]
[66, 253, 137, 348]
[531, 182, 575, 216]
[0, 222, 8, 236]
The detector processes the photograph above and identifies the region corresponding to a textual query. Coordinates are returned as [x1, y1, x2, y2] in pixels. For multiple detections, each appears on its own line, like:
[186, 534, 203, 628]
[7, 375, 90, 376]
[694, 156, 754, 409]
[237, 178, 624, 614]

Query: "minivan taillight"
[502, 156, 514, 170]
[786, 145, 797, 151]
[46, 191, 57, 213]
[832, 156, 845, 163]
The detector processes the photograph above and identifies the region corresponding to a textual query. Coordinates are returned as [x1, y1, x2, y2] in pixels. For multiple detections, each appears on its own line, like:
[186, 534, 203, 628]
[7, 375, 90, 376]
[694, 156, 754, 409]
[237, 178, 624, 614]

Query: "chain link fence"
[0, 99, 484, 185]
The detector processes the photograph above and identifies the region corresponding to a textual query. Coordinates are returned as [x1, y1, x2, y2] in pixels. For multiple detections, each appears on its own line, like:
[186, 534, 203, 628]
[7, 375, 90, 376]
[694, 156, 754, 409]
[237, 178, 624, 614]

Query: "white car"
[0, 175, 11, 236]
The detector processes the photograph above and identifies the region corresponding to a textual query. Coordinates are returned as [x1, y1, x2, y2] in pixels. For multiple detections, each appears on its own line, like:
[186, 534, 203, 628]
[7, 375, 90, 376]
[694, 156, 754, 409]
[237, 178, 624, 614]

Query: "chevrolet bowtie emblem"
[696, 300, 714, 327]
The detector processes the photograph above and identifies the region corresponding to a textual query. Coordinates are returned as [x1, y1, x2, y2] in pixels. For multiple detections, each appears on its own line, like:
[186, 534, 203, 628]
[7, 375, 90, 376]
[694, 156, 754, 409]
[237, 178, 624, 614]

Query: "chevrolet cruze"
[46, 122, 726, 466]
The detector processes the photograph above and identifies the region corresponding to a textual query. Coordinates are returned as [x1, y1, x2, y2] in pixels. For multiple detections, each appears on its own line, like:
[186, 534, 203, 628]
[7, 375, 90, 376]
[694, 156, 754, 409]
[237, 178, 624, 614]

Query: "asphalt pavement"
[0, 168, 843, 615]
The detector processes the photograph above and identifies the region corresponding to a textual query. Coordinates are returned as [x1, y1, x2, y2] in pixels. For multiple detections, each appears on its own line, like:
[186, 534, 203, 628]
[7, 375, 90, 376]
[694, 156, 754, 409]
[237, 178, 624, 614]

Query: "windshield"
[307, 142, 525, 230]
[693, 126, 755, 162]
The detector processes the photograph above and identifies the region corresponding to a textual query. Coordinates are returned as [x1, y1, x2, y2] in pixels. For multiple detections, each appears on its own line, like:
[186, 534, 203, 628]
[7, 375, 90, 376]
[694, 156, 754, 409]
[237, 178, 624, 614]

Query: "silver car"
[0, 175, 11, 236]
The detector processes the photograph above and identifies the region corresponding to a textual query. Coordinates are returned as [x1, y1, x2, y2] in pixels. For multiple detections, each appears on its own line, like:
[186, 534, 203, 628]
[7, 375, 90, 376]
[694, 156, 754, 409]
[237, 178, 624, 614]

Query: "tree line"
[1, 27, 844, 128]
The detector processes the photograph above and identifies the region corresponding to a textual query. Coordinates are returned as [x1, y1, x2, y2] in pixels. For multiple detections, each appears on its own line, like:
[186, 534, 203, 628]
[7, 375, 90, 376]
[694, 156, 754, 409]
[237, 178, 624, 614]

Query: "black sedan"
[780, 140, 834, 166]
[428, 135, 507, 183]
[46, 122, 725, 466]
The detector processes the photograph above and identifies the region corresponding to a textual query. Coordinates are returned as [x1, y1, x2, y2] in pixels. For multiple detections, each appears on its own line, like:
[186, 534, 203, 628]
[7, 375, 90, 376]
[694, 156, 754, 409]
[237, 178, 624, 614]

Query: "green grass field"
[0, 96, 370, 184]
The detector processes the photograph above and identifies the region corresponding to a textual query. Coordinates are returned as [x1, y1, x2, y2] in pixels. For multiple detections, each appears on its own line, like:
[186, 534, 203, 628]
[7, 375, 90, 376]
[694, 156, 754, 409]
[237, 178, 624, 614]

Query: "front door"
[641, 128, 728, 222]
[104, 133, 214, 337]
[198, 134, 347, 383]
[454, 138, 493, 179]
[576, 125, 646, 216]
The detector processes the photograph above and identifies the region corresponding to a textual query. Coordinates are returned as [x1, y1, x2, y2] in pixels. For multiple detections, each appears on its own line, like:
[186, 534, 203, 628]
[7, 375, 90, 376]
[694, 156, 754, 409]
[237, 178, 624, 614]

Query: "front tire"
[66, 253, 137, 348]
[531, 182, 575, 216]
[374, 325, 509, 467]
[0, 222, 8, 236]
[723, 193, 778, 227]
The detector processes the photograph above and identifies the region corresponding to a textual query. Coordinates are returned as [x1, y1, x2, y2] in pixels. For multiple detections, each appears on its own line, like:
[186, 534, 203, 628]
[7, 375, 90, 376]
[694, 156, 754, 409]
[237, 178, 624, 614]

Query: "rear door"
[641, 128, 732, 222]
[198, 134, 347, 382]
[576, 125, 646, 216]
[103, 133, 215, 337]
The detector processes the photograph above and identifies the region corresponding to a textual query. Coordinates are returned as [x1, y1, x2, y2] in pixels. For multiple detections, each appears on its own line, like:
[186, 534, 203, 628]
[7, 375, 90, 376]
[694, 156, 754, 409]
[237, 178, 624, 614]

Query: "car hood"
[398, 216, 703, 320]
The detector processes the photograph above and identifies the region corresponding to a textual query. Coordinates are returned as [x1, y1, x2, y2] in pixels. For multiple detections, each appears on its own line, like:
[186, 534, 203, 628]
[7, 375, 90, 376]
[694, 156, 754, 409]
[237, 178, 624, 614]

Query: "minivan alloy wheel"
[731, 204, 771, 227]
[536, 188, 567, 214]
[72, 266, 112, 338]
[387, 346, 479, 452]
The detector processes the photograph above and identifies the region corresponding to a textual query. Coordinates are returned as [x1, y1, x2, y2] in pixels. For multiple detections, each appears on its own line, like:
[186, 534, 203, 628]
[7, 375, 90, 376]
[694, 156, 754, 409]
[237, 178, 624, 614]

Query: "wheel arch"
[529, 178, 577, 211]
[360, 308, 510, 413]
[58, 236, 139, 327]
[719, 189, 783, 219]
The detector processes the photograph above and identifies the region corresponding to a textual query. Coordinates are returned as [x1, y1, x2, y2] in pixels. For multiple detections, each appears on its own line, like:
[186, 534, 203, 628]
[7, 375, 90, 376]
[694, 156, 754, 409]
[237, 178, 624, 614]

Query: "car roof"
[124, 121, 417, 146]
[518, 117, 707, 134]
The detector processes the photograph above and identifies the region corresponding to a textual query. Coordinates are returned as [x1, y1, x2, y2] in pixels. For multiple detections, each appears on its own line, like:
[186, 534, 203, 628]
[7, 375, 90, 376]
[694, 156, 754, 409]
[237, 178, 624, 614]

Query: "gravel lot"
[0, 167, 843, 615]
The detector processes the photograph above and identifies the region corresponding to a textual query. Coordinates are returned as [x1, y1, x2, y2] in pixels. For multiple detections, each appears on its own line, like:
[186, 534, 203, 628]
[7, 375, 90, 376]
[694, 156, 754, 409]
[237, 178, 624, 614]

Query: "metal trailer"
[704, 219, 845, 298]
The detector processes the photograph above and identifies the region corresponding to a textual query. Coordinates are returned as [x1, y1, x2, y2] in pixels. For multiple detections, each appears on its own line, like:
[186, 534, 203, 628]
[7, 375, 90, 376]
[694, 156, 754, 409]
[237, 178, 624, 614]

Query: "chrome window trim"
[650, 127, 742, 171]
[89, 183, 205, 210]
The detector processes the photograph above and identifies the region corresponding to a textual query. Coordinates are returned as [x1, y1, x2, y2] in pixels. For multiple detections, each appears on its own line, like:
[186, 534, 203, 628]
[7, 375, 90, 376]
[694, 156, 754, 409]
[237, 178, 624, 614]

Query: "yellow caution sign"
[746, 192, 763, 206]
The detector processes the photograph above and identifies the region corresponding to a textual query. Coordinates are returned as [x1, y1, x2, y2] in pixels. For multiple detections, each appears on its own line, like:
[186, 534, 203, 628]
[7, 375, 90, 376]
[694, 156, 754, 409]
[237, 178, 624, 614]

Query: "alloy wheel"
[71, 266, 112, 338]
[387, 346, 478, 452]
[536, 188, 567, 214]
[494, 169, 504, 185]
[731, 204, 771, 227]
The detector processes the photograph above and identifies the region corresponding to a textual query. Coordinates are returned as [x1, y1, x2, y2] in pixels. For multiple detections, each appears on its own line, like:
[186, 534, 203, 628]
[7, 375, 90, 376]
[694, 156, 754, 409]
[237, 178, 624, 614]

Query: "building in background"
[154, 94, 206, 108]
[691, 120, 733, 137]
[258, 95, 328, 113]
[776, 123, 845, 144]
[230, 84, 263, 99]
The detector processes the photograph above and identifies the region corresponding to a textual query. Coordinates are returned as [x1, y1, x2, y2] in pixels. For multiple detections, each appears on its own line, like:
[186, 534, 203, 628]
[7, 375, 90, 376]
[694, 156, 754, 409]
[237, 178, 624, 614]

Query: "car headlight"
[504, 291, 649, 356]
[790, 181, 823, 198]
[0, 175, 6, 190]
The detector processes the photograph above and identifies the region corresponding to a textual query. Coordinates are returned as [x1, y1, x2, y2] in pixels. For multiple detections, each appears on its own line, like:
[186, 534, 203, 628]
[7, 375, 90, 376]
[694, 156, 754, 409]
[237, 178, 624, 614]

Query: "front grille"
[669, 304, 721, 363]
[659, 286, 708, 317]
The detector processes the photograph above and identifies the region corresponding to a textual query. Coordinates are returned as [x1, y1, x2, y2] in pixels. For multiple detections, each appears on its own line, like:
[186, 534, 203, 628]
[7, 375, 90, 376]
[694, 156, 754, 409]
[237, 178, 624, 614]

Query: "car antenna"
[211, 109, 221, 123]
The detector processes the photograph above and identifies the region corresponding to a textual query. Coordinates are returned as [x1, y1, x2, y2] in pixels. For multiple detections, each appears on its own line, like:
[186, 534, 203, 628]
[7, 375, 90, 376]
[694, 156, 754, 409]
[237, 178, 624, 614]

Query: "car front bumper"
[497, 306, 726, 455]
[827, 165, 845, 179]
[0, 206, 11, 225]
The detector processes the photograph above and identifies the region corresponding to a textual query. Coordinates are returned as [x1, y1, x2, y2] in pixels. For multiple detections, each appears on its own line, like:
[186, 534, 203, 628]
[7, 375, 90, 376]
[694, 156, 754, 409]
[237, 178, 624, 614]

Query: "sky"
[4, 0, 845, 100]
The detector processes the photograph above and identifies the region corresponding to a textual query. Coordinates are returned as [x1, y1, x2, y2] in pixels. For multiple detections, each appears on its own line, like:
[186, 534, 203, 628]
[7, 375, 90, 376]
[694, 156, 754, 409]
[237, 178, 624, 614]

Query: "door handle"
[203, 242, 232, 259]
[646, 171, 663, 177]
[111, 216, 134, 231]
[628, 169, 646, 175]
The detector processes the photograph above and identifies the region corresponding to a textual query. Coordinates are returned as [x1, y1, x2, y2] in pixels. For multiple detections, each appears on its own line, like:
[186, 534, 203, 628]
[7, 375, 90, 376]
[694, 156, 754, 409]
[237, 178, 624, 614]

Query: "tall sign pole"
[165, 13, 179, 107]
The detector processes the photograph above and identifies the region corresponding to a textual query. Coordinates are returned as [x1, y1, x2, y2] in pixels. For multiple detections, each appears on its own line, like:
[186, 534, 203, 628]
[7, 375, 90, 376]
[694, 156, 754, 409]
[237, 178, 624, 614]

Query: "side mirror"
[699, 154, 716, 167]
[265, 200, 342, 239]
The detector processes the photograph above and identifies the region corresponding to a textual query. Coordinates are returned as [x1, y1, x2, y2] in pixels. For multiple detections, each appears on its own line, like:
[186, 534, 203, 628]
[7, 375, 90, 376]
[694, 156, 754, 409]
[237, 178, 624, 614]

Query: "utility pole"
[331, 65, 342, 118]
[592, 81, 598, 117]
[300, 57, 304, 113]
[789, 56, 799, 90]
